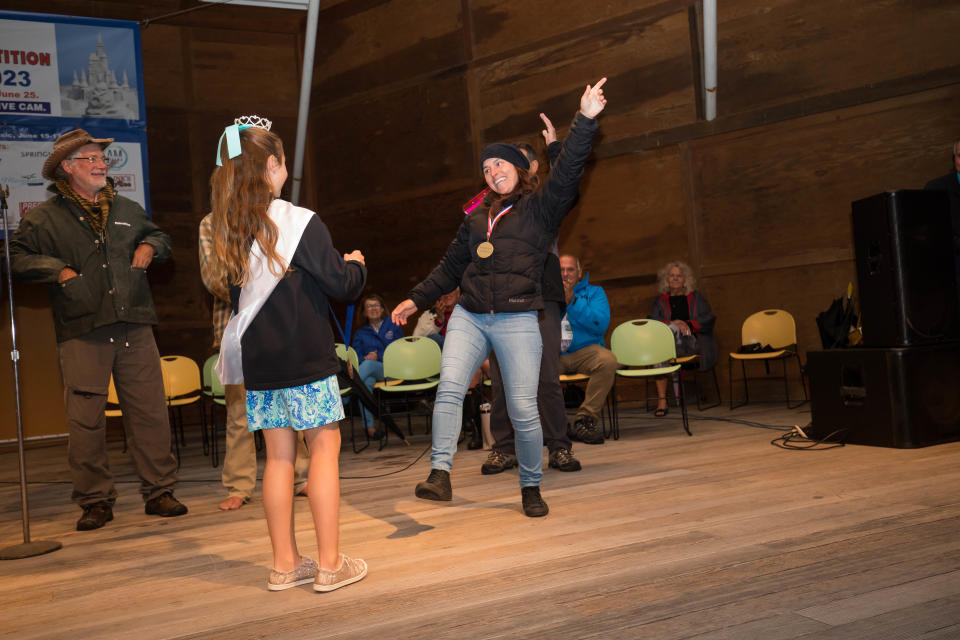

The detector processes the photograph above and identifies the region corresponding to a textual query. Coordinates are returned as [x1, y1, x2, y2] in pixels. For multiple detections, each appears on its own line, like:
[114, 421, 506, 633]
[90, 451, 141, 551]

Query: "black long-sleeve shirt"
[230, 214, 366, 390]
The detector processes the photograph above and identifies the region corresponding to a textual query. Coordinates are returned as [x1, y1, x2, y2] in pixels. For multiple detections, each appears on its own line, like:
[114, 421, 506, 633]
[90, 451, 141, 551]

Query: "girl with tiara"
[211, 116, 368, 592]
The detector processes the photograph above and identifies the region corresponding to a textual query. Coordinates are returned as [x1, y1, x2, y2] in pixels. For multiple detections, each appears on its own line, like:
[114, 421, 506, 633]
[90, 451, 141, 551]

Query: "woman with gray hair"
[649, 261, 717, 416]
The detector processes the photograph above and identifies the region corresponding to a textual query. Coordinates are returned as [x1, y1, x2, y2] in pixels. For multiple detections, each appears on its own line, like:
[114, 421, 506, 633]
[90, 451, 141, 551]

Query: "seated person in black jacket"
[649, 261, 717, 416]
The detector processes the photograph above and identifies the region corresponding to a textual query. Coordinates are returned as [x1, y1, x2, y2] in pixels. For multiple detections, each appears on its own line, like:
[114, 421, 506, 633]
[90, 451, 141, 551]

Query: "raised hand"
[539, 112, 557, 145]
[391, 299, 418, 326]
[579, 77, 608, 119]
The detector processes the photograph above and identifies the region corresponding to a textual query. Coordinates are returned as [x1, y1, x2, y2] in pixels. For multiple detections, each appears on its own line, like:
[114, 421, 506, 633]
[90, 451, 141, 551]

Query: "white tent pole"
[703, 0, 717, 121]
[290, 0, 319, 205]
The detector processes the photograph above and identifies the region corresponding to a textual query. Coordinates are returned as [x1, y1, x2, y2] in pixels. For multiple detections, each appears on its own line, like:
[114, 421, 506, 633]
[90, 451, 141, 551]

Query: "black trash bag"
[817, 295, 855, 349]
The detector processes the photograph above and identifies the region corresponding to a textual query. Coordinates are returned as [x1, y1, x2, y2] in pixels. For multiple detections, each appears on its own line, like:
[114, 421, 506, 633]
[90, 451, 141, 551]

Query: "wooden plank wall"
[313, 0, 960, 400]
[3, 0, 960, 438]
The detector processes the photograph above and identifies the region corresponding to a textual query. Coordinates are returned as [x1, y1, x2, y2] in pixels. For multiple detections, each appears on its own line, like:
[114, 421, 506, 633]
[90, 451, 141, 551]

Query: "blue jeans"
[431, 306, 544, 486]
[357, 359, 384, 427]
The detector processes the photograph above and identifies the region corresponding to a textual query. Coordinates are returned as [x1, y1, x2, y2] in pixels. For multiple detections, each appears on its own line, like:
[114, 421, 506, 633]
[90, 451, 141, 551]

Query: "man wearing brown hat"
[10, 129, 187, 531]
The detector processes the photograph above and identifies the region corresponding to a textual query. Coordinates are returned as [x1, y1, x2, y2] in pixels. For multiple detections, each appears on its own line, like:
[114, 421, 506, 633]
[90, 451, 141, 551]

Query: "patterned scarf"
[56, 178, 114, 236]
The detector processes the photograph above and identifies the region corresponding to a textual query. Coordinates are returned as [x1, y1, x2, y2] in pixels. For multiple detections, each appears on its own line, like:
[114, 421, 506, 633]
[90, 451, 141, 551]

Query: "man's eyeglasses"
[68, 155, 114, 167]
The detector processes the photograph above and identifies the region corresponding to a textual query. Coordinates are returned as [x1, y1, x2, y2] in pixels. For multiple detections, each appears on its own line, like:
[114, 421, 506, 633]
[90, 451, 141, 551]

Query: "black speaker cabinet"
[852, 190, 960, 347]
[807, 345, 960, 448]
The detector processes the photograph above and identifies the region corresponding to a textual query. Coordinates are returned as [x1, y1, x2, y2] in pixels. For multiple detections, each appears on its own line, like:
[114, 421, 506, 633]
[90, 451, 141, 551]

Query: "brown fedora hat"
[41, 129, 114, 181]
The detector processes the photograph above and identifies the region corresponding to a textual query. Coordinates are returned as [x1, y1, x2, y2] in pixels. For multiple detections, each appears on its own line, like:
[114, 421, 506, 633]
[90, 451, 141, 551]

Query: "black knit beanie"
[479, 143, 530, 171]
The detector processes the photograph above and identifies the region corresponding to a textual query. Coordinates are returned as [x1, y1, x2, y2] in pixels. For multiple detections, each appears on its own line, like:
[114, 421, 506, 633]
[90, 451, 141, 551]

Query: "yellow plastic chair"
[375, 336, 441, 443]
[160, 355, 204, 460]
[609, 319, 691, 438]
[728, 309, 808, 409]
[105, 374, 127, 452]
[106, 375, 122, 417]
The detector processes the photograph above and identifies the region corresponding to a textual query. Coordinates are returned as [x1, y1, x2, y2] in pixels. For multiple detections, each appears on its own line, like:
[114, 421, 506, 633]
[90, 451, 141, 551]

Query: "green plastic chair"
[202, 354, 228, 466]
[376, 336, 442, 440]
[610, 319, 691, 437]
[335, 343, 369, 453]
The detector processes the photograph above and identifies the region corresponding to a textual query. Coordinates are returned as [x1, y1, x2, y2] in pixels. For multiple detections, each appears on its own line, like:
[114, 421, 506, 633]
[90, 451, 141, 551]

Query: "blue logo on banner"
[0, 102, 51, 114]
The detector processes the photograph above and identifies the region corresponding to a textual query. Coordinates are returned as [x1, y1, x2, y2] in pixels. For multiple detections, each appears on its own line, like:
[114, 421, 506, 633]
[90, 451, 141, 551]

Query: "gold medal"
[476, 241, 494, 258]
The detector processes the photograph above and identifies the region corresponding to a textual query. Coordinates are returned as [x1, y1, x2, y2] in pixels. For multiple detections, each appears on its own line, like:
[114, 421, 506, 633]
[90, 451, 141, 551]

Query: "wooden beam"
[597, 65, 960, 160]
[687, 1, 704, 121]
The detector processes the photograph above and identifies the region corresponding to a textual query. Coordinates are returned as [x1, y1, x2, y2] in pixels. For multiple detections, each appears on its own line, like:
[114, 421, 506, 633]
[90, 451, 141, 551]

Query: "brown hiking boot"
[548, 448, 582, 472]
[481, 449, 518, 475]
[415, 469, 452, 501]
[521, 486, 549, 517]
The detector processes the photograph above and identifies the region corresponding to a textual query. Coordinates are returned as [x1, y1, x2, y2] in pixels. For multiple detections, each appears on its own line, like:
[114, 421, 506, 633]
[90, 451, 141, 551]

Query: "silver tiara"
[234, 115, 272, 131]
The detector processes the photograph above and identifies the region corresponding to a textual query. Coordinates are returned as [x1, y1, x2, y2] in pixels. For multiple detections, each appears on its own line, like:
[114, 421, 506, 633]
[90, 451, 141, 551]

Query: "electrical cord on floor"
[615, 408, 793, 431]
[770, 423, 846, 450]
[339, 442, 431, 479]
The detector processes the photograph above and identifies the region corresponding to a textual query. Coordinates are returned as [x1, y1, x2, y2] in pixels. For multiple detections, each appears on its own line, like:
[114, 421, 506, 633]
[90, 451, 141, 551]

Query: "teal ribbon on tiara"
[215, 123, 253, 166]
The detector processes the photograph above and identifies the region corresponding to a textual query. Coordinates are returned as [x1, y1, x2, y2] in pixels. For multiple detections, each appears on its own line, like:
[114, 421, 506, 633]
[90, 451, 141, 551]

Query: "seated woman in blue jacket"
[351, 294, 405, 438]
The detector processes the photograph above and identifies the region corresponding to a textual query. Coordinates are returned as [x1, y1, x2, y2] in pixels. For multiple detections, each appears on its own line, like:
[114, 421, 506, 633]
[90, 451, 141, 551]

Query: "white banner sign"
[0, 19, 62, 117]
[0, 17, 140, 120]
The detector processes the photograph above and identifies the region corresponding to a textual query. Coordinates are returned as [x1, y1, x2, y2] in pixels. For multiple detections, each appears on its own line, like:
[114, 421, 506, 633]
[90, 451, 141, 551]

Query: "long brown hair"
[210, 126, 286, 286]
[486, 166, 539, 216]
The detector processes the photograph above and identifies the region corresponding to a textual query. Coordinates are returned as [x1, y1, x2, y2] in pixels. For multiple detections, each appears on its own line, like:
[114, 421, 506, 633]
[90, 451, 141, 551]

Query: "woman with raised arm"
[211, 116, 368, 593]
[392, 79, 608, 518]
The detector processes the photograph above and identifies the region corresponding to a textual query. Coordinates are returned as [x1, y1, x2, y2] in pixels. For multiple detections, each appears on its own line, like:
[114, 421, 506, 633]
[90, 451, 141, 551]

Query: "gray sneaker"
[314, 554, 368, 592]
[481, 449, 518, 475]
[267, 556, 318, 591]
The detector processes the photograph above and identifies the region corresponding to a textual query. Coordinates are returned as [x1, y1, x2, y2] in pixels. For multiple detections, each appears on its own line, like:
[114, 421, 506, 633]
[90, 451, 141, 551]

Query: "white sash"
[216, 199, 314, 385]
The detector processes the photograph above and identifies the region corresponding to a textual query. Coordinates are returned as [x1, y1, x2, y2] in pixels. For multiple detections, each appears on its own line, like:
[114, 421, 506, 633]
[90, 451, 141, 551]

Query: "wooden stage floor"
[2, 404, 960, 640]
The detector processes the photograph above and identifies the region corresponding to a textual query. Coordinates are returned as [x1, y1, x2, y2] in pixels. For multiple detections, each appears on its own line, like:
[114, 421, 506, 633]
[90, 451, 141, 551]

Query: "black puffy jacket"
[410, 112, 598, 314]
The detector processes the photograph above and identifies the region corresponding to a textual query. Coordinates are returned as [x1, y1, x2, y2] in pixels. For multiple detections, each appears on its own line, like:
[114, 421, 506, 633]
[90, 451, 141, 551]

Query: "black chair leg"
[350, 396, 370, 454]
[610, 377, 620, 439]
[786, 353, 809, 409]
[171, 422, 181, 470]
[695, 367, 721, 410]
[209, 404, 218, 468]
[729, 357, 735, 410]
[742, 360, 750, 406]
[678, 372, 691, 436]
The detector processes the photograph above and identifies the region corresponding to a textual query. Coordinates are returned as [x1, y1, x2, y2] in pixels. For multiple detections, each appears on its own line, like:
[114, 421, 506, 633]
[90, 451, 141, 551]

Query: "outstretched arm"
[531, 77, 608, 231]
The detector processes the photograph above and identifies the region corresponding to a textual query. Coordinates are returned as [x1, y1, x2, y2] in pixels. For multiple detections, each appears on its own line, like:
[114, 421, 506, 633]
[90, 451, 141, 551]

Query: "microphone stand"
[0, 184, 61, 560]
